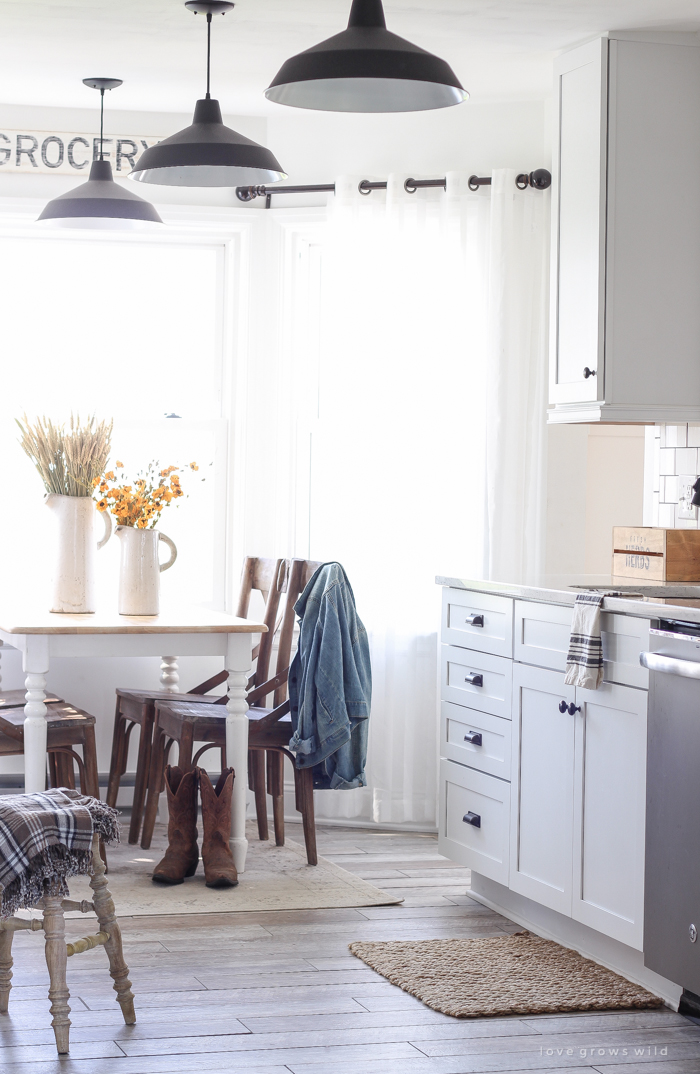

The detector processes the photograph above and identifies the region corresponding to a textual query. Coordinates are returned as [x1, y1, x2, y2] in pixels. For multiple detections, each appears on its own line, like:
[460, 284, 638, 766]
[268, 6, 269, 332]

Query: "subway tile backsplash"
[647, 425, 700, 528]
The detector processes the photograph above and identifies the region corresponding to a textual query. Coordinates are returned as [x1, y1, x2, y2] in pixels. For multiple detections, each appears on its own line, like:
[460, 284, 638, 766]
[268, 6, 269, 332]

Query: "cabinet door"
[572, 681, 647, 950]
[510, 663, 576, 915]
[550, 38, 607, 406]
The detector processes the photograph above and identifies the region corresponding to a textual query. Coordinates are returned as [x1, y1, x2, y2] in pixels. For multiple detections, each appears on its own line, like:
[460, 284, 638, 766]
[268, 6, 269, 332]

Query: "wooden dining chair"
[140, 559, 322, 864]
[0, 691, 100, 799]
[107, 557, 287, 844]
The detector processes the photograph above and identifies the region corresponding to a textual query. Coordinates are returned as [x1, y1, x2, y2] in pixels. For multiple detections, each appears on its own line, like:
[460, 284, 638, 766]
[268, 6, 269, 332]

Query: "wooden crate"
[612, 527, 700, 582]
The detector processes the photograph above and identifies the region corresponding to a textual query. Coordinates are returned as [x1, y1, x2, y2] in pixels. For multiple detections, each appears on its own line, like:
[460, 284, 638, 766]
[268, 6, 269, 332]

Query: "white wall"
[545, 424, 646, 577]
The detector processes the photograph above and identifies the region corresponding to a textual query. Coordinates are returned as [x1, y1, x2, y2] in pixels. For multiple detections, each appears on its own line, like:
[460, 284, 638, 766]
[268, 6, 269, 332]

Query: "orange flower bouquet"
[94, 460, 199, 529]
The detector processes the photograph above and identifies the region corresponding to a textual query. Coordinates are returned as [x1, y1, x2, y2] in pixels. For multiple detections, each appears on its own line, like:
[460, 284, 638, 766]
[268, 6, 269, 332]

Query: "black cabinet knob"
[583, 367, 597, 379]
[559, 700, 568, 713]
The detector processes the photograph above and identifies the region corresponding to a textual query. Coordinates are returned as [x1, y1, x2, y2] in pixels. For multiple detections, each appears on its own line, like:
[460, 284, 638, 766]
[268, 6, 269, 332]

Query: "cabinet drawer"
[441, 588, 513, 658]
[514, 601, 573, 672]
[438, 759, 510, 885]
[441, 701, 511, 782]
[441, 646, 512, 720]
[601, 613, 649, 689]
[514, 600, 650, 688]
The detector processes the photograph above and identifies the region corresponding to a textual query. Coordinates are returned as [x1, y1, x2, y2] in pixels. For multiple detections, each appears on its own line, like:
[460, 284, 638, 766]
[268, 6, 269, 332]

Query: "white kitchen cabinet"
[550, 33, 700, 423]
[573, 681, 647, 950]
[510, 663, 577, 915]
[510, 664, 647, 945]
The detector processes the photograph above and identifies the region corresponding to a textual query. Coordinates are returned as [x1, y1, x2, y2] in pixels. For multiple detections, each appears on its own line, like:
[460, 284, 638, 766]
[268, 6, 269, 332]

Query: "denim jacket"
[288, 562, 371, 789]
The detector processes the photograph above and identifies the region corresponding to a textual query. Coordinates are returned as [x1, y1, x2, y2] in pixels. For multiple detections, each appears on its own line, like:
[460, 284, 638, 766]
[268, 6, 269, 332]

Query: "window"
[0, 223, 239, 609]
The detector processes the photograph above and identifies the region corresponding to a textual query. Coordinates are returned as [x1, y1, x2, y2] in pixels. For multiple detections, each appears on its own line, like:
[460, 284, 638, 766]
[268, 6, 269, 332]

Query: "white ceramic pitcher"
[116, 526, 177, 616]
[45, 494, 112, 614]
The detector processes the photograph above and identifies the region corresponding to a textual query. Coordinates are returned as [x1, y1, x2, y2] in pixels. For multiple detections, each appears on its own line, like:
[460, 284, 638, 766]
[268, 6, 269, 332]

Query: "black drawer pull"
[464, 731, 483, 746]
[464, 614, 484, 627]
[463, 811, 481, 828]
[464, 673, 483, 687]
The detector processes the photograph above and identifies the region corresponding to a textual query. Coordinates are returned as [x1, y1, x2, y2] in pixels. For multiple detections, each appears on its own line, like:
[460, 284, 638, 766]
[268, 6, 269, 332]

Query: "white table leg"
[226, 633, 252, 874]
[23, 636, 50, 794]
[159, 656, 180, 693]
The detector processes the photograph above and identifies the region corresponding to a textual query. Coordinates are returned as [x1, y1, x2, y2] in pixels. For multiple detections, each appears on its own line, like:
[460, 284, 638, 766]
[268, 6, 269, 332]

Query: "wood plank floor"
[1, 822, 696, 1074]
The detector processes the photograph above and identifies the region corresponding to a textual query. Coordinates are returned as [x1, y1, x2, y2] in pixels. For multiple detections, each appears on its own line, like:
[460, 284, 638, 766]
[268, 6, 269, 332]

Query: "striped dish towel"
[564, 592, 604, 689]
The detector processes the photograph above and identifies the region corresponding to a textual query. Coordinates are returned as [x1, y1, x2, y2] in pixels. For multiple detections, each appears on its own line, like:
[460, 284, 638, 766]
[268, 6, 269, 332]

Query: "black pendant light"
[265, 0, 468, 113]
[130, 1, 286, 187]
[38, 79, 162, 229]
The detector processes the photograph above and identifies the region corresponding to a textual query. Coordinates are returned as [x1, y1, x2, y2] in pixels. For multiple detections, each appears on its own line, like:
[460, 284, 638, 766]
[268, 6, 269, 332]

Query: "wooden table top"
[0, 605, 267, 636]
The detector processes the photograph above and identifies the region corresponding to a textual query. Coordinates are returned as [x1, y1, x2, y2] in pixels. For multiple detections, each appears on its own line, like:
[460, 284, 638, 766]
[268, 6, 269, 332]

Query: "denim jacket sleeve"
[288, 565, 371, 788]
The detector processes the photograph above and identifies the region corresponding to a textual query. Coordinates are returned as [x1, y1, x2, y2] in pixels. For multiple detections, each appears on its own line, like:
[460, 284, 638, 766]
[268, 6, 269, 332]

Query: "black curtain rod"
[236, 169, 551, 208]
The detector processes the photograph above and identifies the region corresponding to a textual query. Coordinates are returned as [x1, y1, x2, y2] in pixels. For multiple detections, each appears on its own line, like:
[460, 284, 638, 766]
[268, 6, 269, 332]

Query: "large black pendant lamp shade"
[38, 79, 162, 228]
[130, 1, 286, 187]
[265, 0, 468, 113]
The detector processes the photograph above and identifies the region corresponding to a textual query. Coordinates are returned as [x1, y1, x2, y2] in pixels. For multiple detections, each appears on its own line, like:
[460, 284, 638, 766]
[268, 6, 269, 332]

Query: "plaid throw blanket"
[0, 789, 119, 917]
[564, 592, 604, 689]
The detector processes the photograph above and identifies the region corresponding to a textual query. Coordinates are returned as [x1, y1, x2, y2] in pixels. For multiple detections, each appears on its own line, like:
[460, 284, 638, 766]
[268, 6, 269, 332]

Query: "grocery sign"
[0, 131, 160, 175]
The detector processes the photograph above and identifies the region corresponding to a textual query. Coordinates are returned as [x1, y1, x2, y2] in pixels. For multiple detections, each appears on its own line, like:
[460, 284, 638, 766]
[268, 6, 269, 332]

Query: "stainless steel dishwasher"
[641, 619, 700, 998]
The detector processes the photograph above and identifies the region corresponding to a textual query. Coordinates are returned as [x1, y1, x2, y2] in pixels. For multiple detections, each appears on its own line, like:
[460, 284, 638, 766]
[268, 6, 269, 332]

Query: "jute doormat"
[350, 932, 664, 1018]
[53, 821, 402, 917]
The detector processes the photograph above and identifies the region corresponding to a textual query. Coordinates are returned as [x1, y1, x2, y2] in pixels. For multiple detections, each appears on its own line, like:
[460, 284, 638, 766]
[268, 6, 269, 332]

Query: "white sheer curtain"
[299, 171, 548, 827]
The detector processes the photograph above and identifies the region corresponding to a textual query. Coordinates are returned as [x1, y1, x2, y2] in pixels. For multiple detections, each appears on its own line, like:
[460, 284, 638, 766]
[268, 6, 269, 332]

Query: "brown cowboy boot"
[152, 766, 199, 885]
[198, 767, 238, 888]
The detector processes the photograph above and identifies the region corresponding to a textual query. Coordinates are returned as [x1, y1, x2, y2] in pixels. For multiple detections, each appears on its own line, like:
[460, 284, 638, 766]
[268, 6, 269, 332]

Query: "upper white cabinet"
[550, 34, 700, 423]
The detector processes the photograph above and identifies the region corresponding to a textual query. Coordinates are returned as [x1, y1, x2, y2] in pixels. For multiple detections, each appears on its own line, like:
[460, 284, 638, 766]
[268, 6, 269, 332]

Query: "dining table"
[0, 604, 267, 874]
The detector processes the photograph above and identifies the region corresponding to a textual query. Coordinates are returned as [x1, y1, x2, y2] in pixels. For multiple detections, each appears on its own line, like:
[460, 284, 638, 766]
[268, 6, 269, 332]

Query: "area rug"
[59, 822, 402, 917]
[349, 932, 664, 1018]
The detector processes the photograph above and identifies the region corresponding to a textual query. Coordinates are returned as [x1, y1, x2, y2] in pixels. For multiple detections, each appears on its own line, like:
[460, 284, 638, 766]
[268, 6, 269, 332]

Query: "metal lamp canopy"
[37, 78, 163, 229]
[265, 0, 468, 113]
[129, 1, 286, 187]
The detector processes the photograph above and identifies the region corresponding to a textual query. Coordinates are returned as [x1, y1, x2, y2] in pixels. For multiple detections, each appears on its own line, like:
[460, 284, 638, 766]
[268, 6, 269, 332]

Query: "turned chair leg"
[89, 834, 136, 1025]
[42, 895, 71, 1054]
[0, 926, 13, 1014]
[268, 751, 285, 847]
[250, 750, 269, 841]
[295, 765, 318, 866]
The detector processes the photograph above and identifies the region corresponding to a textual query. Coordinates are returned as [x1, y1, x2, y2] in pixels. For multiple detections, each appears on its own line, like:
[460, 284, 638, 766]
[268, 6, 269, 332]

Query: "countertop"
[435, 573, 700, 624]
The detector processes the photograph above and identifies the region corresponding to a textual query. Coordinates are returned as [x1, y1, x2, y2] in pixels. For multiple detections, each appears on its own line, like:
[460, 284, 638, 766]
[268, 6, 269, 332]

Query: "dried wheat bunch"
[16, 414, 113, 497]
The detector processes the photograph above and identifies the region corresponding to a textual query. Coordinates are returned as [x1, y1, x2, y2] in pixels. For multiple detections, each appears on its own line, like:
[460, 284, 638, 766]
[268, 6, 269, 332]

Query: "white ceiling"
[1, 0, 700, 116]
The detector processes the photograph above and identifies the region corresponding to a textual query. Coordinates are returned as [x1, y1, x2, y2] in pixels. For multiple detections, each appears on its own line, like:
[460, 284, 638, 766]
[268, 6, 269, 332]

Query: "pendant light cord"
[99, 88, 105, 160]
[206, 12, 212, 98]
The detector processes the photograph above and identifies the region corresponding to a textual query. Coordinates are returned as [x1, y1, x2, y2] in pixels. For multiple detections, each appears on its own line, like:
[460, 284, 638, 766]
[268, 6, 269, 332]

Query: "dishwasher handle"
[640, 651, 700, 679]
